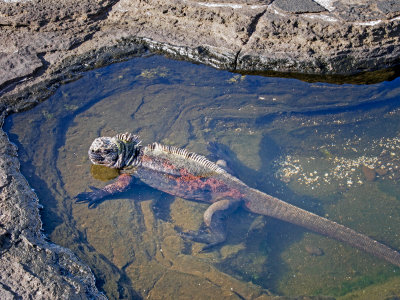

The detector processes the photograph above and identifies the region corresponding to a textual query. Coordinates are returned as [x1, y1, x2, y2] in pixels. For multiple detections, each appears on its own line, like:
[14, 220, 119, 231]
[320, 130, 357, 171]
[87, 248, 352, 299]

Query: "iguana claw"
[75, 174, 134, 208]
[74, 186, 108, 208]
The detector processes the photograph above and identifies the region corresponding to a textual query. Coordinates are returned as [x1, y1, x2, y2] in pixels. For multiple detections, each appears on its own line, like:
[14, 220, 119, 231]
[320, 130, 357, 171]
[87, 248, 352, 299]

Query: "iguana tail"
[244, 187, 400, 267]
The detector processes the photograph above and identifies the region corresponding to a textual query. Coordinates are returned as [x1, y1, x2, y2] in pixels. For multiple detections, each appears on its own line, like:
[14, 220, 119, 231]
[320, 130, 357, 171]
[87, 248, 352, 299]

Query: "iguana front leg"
[180, 199, 242, 250]
[75, 174, 134, 208]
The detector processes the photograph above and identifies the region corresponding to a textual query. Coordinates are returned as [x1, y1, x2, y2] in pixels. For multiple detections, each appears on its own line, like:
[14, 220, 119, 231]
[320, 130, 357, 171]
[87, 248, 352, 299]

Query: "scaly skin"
[76, 132, 400, 266]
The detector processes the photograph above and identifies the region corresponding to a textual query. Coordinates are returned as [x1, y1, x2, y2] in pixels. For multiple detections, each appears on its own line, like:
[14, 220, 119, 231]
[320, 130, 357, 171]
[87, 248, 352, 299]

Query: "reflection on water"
[4, 55, 400, 299]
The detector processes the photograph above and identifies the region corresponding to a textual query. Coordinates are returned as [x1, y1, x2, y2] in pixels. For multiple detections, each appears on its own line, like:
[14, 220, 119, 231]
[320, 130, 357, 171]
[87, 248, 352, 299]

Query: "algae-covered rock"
[91, 164, 120, 181]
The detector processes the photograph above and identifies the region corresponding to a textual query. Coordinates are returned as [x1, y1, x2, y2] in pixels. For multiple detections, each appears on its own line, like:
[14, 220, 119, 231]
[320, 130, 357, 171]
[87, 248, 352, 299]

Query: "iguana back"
[132, 142, 247, 202]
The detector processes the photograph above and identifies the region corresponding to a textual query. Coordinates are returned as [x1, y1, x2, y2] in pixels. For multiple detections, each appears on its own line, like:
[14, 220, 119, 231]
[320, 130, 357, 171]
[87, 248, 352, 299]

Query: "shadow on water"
[6, 128, 65, 232]
[241, 64, 400, 85]
[211, 135, 326, 292]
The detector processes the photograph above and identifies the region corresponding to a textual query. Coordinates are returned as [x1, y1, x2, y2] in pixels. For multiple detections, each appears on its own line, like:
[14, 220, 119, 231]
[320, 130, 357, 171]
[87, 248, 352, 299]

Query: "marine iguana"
[76, 132, 400, 267]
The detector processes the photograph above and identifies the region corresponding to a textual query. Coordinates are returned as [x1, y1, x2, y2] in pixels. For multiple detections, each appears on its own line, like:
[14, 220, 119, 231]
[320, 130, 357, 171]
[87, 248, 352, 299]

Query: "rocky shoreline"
[0, 116, 107, 298]
[0, 0, 399, 298]
[2, 0, 400, 102]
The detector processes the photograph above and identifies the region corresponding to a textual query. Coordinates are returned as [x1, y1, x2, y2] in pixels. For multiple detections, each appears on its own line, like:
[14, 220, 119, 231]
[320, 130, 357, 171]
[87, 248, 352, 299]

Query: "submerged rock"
[304, 245, 324, 256]
[362, 165, 377, 182]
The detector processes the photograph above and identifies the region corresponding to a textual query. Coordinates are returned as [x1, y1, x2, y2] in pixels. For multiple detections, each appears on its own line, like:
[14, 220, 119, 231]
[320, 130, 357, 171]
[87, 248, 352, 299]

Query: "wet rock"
[273, 0, 326, 13]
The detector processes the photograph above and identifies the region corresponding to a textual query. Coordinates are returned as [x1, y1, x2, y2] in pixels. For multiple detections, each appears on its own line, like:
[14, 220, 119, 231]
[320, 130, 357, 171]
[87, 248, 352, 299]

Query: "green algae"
[226, 74, 246, 84]
[64, 104, 79, 111]
[137, 66, 170, 80]
[90, 165, 119, 181]
[4, 55, 400, 299]
[42, 110, 54, 120]
[338, 276, 400, 300]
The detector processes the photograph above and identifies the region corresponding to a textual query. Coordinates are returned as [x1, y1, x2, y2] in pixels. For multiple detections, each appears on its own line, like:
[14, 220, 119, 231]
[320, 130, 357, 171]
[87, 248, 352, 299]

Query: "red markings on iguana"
[104, 173, 132, 194]
[170, 168, 243, 201]
[162, 160, 177, 171]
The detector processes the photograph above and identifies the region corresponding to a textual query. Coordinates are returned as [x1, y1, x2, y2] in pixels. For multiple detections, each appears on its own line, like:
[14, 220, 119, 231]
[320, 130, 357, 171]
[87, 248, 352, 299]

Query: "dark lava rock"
[273, 0, 326, 13]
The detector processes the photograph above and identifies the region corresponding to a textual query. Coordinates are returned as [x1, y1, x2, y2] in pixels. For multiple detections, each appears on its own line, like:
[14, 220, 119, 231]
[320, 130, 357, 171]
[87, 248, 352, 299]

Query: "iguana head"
[88, 132, 142, 169]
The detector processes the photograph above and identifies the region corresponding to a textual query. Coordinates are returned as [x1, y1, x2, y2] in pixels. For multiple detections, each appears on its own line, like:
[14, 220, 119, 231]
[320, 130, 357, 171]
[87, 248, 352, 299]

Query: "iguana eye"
[103, 149, 112, 154]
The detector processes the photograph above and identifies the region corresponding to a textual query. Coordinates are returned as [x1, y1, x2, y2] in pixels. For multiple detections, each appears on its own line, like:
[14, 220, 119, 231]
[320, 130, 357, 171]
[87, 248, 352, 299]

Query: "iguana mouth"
[88, 151, 105, 163]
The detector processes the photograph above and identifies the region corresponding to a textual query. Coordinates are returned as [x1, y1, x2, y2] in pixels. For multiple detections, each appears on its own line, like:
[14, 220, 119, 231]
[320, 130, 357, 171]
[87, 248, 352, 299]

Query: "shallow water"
[5, 55, 400, 299]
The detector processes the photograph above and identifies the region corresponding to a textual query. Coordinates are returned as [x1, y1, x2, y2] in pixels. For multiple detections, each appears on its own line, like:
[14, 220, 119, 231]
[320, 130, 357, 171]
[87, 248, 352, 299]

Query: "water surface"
[5, 55, 400, 299]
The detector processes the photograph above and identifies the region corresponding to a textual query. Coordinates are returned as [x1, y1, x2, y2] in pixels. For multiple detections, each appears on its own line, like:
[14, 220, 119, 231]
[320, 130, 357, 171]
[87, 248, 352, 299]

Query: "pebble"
[361, 165, 376, 182]
[276, 135, 400, 188]
[376, 168, 388, 176]
[305, 245, 324, 256]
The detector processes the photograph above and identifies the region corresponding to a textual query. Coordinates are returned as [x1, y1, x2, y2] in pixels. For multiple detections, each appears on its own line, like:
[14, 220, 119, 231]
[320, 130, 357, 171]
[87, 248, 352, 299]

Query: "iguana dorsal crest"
[149, 142, 226, 174]
[115, 132, 141, 145]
